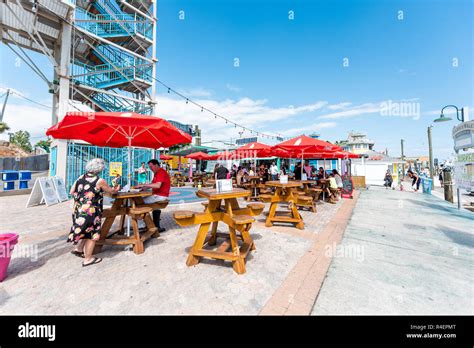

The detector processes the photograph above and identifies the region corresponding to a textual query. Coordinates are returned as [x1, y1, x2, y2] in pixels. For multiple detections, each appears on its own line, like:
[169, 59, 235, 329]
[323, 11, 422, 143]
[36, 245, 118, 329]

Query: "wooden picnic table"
[260, 181, 306, 229]
[173, 188, 264, 274]
[192, 174, 206, 187]
[94, 191, 169, 255]
[318, 178, 330, 200]
[172, 173, 186, 187]
[245, 175, 263, 201]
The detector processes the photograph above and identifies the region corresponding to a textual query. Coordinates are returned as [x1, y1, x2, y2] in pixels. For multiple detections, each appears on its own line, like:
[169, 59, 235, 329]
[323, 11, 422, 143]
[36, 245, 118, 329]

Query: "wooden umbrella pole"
[301, 151, 304, 178]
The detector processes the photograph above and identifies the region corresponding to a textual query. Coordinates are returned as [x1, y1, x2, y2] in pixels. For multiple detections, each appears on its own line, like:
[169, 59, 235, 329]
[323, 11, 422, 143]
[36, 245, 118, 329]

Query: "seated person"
[294, 162, 302, 180]
[134, 159, 170, 232]
[332, 169, 343, 188]
[317, 167, 325, 179]
[215, 164, 229, 180]
[327, 173, 339, 203]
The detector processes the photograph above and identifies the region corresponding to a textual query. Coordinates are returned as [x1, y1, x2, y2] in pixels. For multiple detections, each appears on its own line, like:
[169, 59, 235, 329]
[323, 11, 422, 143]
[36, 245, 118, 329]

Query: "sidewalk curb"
[259, 190, 360, 315]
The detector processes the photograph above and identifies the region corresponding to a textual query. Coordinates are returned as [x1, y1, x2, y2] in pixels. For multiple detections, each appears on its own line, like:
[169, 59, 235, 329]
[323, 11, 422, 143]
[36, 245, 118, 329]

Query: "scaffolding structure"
[0, 0, 158, 187]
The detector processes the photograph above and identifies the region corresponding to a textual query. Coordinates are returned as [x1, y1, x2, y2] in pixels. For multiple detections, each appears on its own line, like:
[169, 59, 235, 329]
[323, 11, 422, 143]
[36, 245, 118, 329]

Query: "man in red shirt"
[135, 159, 170, 232]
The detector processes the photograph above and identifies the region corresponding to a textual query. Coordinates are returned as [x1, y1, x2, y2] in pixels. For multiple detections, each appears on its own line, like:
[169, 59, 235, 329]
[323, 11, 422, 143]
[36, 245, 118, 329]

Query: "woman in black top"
[294, 162, 302, 180]
[407, 170, 421, 192]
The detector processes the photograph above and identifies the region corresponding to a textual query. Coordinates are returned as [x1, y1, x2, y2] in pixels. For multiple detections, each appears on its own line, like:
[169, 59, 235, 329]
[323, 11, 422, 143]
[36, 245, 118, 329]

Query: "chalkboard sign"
[341, 176, 354, 198]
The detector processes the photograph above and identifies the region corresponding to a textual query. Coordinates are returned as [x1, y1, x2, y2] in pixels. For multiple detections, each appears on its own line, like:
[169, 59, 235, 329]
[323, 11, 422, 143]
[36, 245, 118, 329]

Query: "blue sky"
[1, 0, 472, 160]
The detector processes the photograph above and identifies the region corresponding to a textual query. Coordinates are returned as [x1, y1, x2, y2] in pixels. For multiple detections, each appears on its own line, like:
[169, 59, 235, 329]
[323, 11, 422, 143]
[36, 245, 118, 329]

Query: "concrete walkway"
[0, 192, 346, 315]
[312, 186, 474, 315]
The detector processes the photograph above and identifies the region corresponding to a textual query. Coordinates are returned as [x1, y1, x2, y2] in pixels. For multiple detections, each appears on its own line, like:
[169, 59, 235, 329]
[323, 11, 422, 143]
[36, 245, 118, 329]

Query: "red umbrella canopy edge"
[185, 152, 212, 160]
[46, 112, 192, 149]
[275, 135, 342, 153]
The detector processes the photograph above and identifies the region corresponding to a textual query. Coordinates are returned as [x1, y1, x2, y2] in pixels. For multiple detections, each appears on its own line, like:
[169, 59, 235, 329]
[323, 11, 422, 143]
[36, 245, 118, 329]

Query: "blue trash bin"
[19, 180, 29, 189]
[19, 171, 32, 180]
[3, 181, 15, 190]
[421, 178, 433, 194]
[1, 171, 19, 181]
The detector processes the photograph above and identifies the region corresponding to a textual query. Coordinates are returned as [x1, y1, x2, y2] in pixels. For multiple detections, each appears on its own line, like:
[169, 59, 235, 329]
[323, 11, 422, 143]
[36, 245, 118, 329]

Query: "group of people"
[69, 158, 170, 267]
[293, 161, 333, 181]
[212, 161, 293, 186]
[384, 169, 422, 192]
[69, 158, 350, 266]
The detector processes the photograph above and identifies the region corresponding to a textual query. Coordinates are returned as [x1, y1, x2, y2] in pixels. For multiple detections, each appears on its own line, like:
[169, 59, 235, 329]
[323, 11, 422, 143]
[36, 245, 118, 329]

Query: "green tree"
[10, 130, 32, 153]
[35, 138, 52, 153]
[0, 121, 10, 134]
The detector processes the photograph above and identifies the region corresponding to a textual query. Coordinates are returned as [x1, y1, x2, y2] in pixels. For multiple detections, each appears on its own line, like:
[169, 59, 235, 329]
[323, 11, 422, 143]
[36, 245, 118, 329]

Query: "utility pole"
[0, 89, 10, 122]
[400, 139, 405, 178]
[427, 126, 434, 179]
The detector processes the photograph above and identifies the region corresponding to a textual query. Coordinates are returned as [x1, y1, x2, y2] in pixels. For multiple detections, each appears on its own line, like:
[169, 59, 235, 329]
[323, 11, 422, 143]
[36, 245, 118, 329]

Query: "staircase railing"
[71, 60, 152, 89]
[75, 4, 152, 39]
[75, 1, 153, 40]
[92, 92, 153, 114]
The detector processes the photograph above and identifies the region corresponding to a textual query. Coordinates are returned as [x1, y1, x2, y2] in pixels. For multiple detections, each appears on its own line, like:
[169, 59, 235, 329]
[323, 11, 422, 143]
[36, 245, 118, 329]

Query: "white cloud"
[176, 87, 212, 97]
[279, 122, 338, 136]
[0, 101, 93, 142]
[155, 94, 328, 142]
[327, 102, 352, 110]
[226, 83, 242, 93]
[0, 104, 51, 142]
[318, 102, 381, 120]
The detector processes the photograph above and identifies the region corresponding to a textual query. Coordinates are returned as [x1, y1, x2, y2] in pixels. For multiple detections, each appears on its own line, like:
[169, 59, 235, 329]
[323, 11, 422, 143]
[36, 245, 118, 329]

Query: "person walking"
[383, 170, 393, 189]
[135, 159, 170, 232]
[69, 158, 120, 267]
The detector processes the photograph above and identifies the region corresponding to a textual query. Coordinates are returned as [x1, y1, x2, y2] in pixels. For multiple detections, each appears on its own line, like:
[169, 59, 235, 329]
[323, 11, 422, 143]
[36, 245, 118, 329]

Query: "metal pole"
[0, 89, 10, 121]
[301, 151, 304, 178]
[457, 187, 461, 210]
[427, 126, 434, 179]
[400, 139, 405, 179]
[443, 170, 454, 203]
[127, 137, 132, 238]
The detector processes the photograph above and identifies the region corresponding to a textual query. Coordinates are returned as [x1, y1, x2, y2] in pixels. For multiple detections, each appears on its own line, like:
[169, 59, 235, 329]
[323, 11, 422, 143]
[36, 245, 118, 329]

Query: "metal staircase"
[71, 0, 155, 114]
[0, 0, 157, 190]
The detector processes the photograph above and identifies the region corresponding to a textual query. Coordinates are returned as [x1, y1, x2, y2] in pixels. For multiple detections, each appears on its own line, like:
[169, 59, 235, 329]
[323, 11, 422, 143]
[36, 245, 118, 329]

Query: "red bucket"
[0, 233, 19, 282]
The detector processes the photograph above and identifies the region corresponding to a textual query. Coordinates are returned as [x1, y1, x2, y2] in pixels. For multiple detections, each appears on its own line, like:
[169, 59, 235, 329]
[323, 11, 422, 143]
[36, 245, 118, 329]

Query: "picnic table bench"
[94, 192, 169, 255]
[260, 181, 313, 229]
[173, 188, 264, 274]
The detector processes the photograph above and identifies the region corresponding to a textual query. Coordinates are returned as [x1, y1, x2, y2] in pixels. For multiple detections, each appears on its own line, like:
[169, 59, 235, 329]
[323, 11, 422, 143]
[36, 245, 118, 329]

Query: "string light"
[151, 76, 281, 139]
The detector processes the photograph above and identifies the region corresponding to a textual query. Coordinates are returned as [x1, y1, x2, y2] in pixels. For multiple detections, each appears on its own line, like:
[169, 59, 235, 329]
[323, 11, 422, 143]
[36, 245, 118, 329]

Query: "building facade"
[337, 132, 375, 155]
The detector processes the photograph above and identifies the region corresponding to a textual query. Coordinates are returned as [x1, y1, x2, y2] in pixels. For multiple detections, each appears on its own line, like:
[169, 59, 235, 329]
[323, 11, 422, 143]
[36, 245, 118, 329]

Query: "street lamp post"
[427, 126, 434, 180]
[433, 105, 466, 210]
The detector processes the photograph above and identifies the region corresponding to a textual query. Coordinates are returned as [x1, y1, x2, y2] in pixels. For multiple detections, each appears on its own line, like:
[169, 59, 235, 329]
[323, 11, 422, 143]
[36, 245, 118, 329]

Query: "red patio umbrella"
[207, 151, 236, 161]
[318, 151, 359, 159]
[47, 111, 192, 238]
[160, 154, 173, 161]
[46, 111, 192, 187]
[184, 151, 211, 160]
[233, 142, 272, 157]
[185, 152, 212, 179]
[274, 135, 341, 177]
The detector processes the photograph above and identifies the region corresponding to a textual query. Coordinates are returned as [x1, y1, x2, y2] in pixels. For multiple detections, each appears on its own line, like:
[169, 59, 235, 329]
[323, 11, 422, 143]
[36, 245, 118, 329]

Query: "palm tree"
[0, 121, 10, 134]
